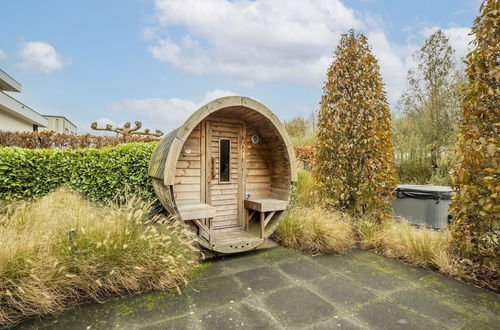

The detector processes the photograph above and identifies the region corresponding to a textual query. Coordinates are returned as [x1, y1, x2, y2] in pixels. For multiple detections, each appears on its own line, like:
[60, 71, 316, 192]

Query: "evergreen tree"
[450, 0, 499, 278]
[315, 30, 396, 223]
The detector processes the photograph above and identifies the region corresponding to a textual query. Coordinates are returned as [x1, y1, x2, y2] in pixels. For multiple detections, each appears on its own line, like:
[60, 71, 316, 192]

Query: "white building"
[40, 115, 77, 135]
[0, 69, 47, 132]
[0, 69, 77, 134]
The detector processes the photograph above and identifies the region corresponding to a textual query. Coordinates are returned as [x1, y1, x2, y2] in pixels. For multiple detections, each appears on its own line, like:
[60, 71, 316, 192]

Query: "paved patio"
[18, 247, 499, 329]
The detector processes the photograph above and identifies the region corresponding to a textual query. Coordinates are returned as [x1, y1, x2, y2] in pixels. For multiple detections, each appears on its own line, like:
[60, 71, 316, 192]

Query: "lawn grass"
[0, 188, 198, 328]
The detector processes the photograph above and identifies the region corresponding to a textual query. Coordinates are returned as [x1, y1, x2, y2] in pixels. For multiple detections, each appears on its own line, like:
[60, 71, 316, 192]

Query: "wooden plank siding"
[169, 111, 292, 235]
[173, 125, 202, 205]
[245, 126, 272, 199]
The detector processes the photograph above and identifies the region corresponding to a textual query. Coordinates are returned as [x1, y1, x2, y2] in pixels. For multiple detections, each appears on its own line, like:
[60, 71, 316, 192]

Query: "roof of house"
[0, 69, 22, 92]
[43, 115, 78, 129]
[0, 91, 47, 127]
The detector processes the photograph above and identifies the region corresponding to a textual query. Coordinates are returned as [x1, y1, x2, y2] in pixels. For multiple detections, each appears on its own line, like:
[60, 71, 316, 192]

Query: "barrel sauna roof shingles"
[148, 128, 178, 180]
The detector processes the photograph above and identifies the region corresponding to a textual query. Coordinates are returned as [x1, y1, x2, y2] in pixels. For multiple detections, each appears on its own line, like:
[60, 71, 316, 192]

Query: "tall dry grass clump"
[358, 220, 453, 270]
[274, 206, 354, 255]
[0, 188, 197, 328]
[275, 169, 354, 255]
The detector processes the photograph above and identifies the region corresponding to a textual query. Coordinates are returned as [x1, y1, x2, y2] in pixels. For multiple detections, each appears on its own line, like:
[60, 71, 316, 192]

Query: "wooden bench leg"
[260, 212, 265, 238]
[208, 217, 213, 244]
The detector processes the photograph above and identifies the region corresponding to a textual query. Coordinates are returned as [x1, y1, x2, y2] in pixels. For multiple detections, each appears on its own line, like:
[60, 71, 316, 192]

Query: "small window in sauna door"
[219, 139, 231, 182]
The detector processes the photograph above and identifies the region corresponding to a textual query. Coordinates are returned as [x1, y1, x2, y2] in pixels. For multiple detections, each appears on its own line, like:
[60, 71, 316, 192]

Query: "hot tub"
[392, 184, 454, 229]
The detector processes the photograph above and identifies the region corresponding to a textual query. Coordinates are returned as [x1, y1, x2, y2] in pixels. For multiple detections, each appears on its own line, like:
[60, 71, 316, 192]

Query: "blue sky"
[0, 0, 478, 134]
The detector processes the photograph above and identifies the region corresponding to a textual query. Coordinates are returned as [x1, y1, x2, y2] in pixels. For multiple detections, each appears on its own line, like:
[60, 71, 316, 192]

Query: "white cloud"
[0, 49, 6, 60]
[17, 41, 65, 74]
[141, 27, 159, 41]
[107, 89, 237, 132]
[367, 31, 417, 105]
[95, 117, 117, 127]
[149, 0, 363, 85]
[76, 118, 118, 135]
[201, 89, 238, 104]
[421, 26, 472, 60]
[146, 0, 472, 109]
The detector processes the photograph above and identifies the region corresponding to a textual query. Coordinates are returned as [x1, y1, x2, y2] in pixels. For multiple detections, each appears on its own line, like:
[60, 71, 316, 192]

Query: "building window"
[219, 139, 231, 182]
[33, 124, 38, 132]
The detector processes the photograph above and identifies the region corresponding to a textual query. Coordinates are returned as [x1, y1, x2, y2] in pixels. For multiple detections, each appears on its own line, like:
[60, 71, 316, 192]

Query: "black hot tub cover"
[393, 184, 454, 201]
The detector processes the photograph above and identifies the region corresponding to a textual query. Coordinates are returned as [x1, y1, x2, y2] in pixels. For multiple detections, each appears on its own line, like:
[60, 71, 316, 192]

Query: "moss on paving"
[17, 247, 499, 330]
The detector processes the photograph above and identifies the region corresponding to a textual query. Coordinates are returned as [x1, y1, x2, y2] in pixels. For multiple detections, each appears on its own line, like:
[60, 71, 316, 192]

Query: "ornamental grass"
[0, 188, 198, 328]
[274, 206, 355, 255]
[358, 219, 452, 269]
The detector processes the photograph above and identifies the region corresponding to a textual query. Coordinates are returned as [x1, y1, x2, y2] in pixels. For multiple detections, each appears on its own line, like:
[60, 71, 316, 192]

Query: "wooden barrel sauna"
[149, 96, 297, 254]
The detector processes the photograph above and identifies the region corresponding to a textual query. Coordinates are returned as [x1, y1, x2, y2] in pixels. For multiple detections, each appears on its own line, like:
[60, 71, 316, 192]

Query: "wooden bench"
[244, 198, 288, 238]
[177, 203, 217, 243]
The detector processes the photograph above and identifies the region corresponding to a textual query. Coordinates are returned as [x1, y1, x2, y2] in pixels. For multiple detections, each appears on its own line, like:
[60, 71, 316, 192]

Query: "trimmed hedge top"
[0, 131, 160, 149]
[0, 142, 157, 202]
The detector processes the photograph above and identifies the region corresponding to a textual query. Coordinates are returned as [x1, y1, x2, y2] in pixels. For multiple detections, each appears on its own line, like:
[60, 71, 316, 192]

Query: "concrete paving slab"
[363, 254, 434, 282]
[311, 254, 363, 274]
[233, 266, 289, 292]
[344, 265, 409, 293]
[217, 252, 269, 273]
[196, 260, 228, 279]
[388, 287, 477, 329]
[262, 286, 335, 329]
[278, 259, 330, 281]
[307, 274, 377, 311]
[255, 246, 303, 264]
[140, 315, 200, 330]
[309, 315, 366, 330]
[17, 290, 191, 330]
[420, 272, 500, 315]
[187, 275, 249, 311]
[15, 247, 500, 330]
[199, 299, 282, 329]
[100, 291, 191, 328]
[461, 313, 500, 330]
[353, 299, 442, 330]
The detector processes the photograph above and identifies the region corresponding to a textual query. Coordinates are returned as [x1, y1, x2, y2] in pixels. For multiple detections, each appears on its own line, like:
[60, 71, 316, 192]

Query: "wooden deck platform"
[210, 231, 263, 254]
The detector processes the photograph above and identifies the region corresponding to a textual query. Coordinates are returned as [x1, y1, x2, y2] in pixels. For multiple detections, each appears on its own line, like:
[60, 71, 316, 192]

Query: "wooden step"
[210, 231, 263, 253]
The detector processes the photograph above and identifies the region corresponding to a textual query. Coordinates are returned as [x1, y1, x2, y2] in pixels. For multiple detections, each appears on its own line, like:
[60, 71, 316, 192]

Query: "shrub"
[450, 0, 499, 281]
[395, 157, 434, 184]
[315, 30, 397, 223]
[0, 142, 157, 202]
[274, 206, 354, 255]
[284, 116, 317, 147]
[294, 146, 316, 170]
[0, 188, 197, 328]
[0, 131, 160, 149]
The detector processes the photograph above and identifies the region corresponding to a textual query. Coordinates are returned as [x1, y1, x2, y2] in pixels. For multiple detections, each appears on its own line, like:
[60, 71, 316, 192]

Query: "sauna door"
[205, 121, 243, 230]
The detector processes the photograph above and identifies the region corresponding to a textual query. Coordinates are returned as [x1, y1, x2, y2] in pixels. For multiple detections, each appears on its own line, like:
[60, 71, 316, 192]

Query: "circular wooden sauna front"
[149, 96, 297, 254]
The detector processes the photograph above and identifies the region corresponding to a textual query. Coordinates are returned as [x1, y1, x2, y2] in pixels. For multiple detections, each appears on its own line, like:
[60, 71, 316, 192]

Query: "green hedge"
[0, 142, 158, 202]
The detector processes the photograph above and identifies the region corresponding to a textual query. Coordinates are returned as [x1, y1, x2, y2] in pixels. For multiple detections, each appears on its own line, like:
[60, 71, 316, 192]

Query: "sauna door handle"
[211, 157, 216, 179]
